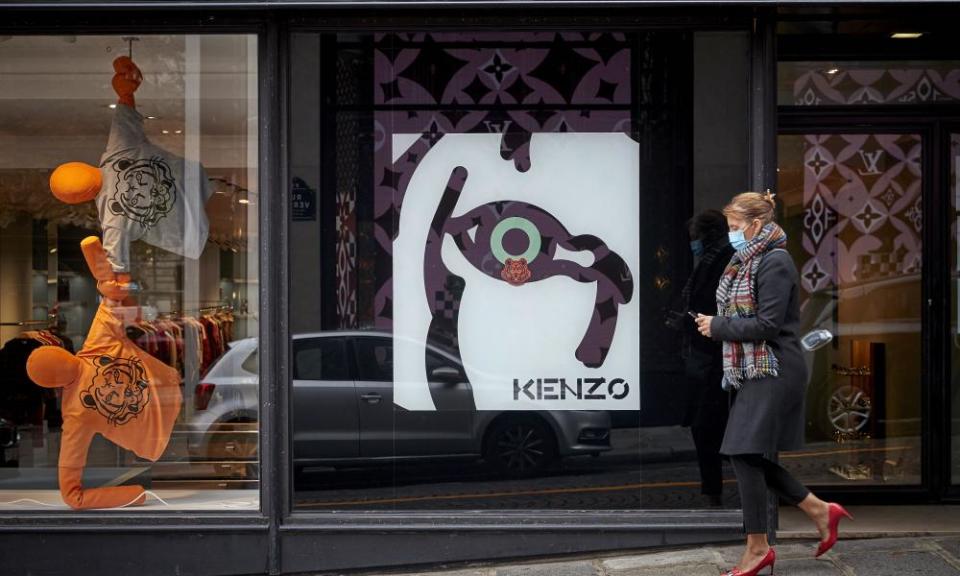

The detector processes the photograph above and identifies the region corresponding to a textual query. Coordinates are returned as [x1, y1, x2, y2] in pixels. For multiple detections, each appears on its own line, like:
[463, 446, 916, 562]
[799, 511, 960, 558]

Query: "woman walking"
[694, 191, 851, 576]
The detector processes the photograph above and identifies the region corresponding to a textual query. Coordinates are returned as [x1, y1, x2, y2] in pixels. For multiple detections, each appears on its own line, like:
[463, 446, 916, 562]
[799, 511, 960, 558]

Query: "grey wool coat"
[710, 249, 808, 457]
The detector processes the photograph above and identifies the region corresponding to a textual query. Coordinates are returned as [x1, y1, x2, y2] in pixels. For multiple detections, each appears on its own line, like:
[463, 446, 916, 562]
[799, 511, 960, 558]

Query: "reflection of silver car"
[188, 332, 611, 478]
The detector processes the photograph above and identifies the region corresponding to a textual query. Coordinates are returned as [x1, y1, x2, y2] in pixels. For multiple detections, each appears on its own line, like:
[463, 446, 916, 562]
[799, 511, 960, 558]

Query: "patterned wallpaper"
[785, 62, 960, 106]
[798, 133, 922, 297]
[367, 32, 635, 330]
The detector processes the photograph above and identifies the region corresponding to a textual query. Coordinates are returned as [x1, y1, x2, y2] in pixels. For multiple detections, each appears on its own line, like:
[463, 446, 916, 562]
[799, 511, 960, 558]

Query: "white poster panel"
[394, 132, 640, 411]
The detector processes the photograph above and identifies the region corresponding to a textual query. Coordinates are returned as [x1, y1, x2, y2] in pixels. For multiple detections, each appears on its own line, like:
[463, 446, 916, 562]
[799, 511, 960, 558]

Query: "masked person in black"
[667, 209, 734, 507]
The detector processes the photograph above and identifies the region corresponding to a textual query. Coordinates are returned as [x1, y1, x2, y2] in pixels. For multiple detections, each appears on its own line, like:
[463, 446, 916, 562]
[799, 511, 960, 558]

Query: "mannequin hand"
[97, 275, 133, 303]
[81, 236, 131, 302]
[695, 314, 714, 338]
[112, 56, 142, 107]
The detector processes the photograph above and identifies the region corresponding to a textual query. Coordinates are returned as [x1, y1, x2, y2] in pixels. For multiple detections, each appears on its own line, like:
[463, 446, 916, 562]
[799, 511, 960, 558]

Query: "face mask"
[689, 239, 704, 257]
[728, 229, 747, 251]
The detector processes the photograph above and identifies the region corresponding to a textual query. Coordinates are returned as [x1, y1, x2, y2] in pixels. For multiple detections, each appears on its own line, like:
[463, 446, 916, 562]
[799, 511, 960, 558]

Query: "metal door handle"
[360, 393, 382, 404]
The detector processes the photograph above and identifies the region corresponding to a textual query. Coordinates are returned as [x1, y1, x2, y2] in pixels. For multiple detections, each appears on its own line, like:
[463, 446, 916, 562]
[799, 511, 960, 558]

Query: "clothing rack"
[156, 304, 232, 318]
[0, 319, 55, 327]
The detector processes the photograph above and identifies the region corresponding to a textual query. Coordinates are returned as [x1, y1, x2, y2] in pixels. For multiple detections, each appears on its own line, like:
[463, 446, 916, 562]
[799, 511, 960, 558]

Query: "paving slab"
[937, 537, 960, 562]
[838, 550, 959, 576]
[601, 548, 723, 571]
[716, 542, 815, 563]
[494, 561, 596, 576]
[353, 535, 960, 576]
[616, 566, 721, 576]
[774, 558, 845, 576]
[824, 536, 932, 554]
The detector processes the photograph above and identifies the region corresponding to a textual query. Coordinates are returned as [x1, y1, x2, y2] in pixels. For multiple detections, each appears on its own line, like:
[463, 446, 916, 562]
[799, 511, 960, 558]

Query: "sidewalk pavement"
[344, 506, 960, 576]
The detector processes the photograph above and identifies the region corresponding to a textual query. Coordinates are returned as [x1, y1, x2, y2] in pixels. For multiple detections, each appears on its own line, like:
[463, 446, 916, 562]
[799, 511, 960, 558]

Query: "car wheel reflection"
[828, 384, 872, 435]
[484, 416, 558, 477]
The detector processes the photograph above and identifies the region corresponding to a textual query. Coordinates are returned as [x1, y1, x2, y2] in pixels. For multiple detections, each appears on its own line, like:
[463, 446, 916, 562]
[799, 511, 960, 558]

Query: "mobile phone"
[687, 311, 699, 319]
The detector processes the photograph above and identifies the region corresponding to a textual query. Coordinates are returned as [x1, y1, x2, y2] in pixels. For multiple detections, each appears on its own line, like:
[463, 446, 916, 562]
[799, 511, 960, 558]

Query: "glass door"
[778, 132, 924, 486]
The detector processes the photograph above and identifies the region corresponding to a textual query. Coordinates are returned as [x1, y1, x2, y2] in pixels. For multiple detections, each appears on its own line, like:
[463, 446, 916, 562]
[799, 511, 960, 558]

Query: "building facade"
[0, 2, 958, 575]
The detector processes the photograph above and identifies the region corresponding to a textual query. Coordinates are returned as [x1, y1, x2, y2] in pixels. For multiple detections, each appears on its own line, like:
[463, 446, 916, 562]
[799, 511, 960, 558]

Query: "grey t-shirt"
[97, 104, 212, 272]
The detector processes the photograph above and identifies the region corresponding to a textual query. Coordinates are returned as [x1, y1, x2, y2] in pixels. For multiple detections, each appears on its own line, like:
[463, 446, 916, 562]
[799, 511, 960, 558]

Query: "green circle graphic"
[490, 216, 541, 265]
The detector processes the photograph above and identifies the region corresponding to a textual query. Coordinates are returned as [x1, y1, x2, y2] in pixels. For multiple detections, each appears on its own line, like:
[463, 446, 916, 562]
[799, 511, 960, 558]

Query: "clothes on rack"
[124, 308, 234, 378]
[0, 330, 71, 429]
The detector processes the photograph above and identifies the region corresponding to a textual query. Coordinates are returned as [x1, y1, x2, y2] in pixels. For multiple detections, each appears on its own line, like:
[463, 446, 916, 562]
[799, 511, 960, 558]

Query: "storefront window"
[952, 131, 960, 485]
[779, 61, 960, 107]
[777, 133, 922, 485]
[0, 35, 259, 510]
[289, 30, 749, 510]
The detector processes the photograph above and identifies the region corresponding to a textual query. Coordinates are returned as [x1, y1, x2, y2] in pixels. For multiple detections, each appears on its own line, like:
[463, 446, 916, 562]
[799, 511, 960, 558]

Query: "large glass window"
[0, 35, 259, 510]
[952, 131, 960, 486]
[777, 132, 922, 486]
[290, 29, 750, 511]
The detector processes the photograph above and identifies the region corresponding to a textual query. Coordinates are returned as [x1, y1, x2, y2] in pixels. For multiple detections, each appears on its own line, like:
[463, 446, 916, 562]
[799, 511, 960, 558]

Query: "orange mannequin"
[27, 237, 182, 510]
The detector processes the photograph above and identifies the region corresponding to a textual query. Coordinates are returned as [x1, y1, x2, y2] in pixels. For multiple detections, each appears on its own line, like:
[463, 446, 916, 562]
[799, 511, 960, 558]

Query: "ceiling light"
[174, 130, 182, 135]
[162, 130, 170, 135]
[49, 248, 57, 254]
[826, 68, 840, 75]
[108, 103, 117, 109]
[891, 32, 924, 39]
[238, 198, 250, 205]
[146, 116, 157, 120]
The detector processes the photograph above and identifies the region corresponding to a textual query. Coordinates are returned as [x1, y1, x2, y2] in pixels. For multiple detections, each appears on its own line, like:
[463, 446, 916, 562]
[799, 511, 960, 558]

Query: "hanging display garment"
[27, 302, 182, 509]
[47, 56, 212, 273]
[96, 101, 213, 273]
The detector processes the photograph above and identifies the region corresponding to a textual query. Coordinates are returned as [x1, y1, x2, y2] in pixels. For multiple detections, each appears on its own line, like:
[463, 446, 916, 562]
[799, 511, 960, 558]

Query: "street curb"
[780, 530, 960, 539]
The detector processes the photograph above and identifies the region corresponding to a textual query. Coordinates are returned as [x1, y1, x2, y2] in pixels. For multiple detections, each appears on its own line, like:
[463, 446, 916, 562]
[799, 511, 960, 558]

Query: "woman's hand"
[695, 314, 713, 338]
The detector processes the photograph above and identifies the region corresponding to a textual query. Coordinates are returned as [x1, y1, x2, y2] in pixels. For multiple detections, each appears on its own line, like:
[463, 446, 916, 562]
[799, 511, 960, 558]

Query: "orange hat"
[49, 162, 102, 204]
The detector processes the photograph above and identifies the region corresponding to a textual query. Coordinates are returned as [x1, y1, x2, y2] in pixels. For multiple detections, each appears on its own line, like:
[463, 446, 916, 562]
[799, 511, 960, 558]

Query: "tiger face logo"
[81, 355, 151, 426]
[108, 156, 176, 228]
[500, 257, 532, 286]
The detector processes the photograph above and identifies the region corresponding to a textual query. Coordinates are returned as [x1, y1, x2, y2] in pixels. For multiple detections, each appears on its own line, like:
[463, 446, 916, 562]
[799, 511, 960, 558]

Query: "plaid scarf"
[715, 222, 787, 390]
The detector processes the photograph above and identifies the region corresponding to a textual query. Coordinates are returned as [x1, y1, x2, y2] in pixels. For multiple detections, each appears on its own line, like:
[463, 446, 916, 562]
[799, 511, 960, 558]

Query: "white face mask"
[729, 219, 760, 251]
[728, 229, 747, 251]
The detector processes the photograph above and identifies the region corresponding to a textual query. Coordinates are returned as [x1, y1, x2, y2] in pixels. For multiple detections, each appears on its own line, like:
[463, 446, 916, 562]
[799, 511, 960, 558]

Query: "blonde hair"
[722, 190, 777, 225]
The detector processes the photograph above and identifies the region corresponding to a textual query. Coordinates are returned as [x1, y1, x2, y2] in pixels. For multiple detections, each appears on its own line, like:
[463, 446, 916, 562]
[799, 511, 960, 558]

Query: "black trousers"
[730, 454, 810, 534]
[691, 423, 725, 496]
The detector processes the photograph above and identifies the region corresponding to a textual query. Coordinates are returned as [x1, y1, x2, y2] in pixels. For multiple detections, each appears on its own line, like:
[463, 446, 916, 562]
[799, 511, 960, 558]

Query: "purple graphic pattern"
[371, 32, 634, 330]
[799, 134, 922, 296]
[425, 166, 634, 373]
[789, 64, 960, 106]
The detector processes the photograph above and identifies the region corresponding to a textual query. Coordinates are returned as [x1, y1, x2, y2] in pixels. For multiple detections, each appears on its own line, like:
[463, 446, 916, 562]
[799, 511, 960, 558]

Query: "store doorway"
[777, 130, 925, 488]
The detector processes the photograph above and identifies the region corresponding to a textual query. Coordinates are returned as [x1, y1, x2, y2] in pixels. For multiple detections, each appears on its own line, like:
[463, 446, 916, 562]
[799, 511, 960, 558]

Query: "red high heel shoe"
[815, 502, 853, 557]
[724, 548, 776, 576]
